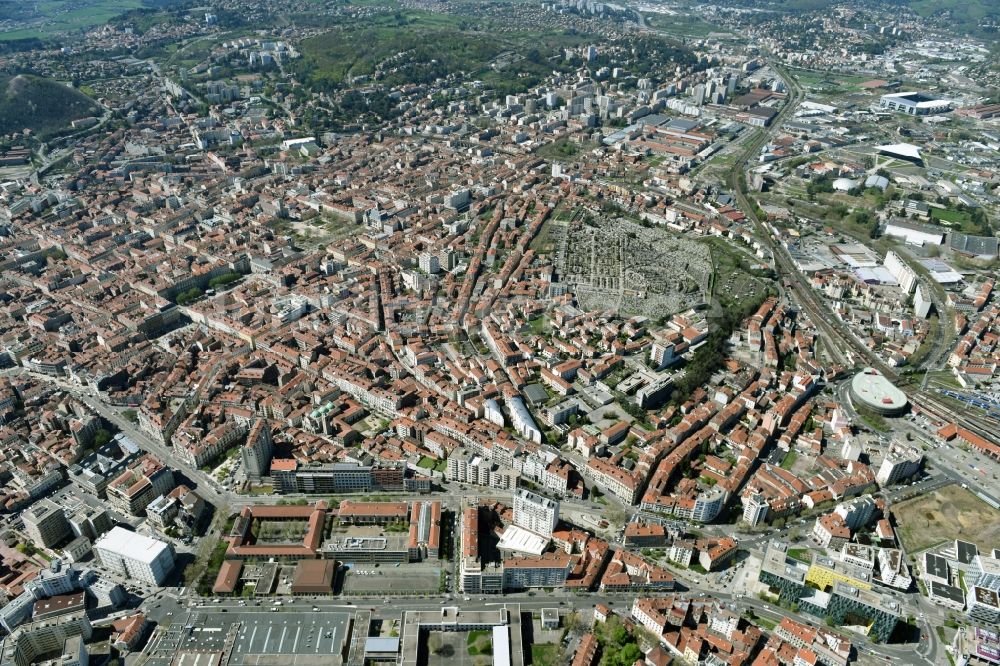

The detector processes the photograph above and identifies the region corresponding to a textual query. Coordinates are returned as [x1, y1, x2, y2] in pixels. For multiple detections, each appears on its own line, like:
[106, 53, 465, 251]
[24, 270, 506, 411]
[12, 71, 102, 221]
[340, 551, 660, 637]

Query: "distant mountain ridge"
[0, 74, 101, 138]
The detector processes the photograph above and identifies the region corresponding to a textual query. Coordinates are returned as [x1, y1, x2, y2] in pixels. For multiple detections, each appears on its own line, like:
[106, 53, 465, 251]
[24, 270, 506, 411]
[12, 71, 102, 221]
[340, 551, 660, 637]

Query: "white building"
[879, 92, 952, 116]
[506, 395, 542, 444]
[876, 444, 923, 486]
[512, 488, 559, 538]
[93, 527, 174, 586]
[914, 285, 932, 319]
[884, 251, 917, 294]
[834, 497, 877, 532]
[884, 220, 944, 246]
[418, 252, 440, 275]
[742, 493, 769, 527]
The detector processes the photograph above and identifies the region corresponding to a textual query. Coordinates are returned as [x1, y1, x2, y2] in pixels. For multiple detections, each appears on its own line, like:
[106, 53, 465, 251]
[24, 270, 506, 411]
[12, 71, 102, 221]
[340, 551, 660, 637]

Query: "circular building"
[850, 368, 908, 416]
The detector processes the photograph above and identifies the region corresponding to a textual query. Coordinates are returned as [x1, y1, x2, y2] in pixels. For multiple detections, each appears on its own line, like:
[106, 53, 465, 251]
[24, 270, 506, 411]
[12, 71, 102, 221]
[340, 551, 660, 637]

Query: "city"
[0, 0, 999, 665]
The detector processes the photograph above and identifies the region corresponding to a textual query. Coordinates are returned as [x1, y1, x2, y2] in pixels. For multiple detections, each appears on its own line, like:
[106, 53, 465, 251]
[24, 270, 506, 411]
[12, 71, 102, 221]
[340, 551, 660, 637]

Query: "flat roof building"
[93, 527, 175, 586]
[497, 525, 549, 557]
[512, 488, 559, 539]
[290, 560, 337, 595]
[22, 500, 70, 549]
[399, 606, 523, 666]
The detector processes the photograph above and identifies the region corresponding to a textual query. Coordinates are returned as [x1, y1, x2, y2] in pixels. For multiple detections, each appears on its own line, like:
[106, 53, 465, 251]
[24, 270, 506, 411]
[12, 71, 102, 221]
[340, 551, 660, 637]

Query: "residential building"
[22, 500, 70, 548]
[512, 489, 559, 538]
[241, 419, 273, 480]
[876, 444, 923, 486]
[106, 455, 174, 516]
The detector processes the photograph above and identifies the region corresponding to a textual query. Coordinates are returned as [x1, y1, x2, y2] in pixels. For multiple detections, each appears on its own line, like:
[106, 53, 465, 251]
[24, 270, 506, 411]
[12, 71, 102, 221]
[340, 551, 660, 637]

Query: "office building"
[399, 607, 524, 666]
[966, 554, 1000, 625]
[270, 460, 404, 494]
[759, 542, 900, 643]
[22, 500, 70, 548]
[93, 527, 175, 586]
[512, 489, 559, 538]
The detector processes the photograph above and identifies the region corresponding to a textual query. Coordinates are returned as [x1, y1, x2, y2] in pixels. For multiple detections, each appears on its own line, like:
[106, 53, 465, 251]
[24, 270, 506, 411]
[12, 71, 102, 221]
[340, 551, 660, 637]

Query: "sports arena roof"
[850, 368, 908, 415]
[876, 143, 922, 161]
[880, 91, 950, 110]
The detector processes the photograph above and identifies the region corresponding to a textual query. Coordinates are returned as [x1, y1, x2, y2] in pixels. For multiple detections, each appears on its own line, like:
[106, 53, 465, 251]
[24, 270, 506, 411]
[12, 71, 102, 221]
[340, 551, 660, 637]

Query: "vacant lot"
[894, 484, 1000, 553]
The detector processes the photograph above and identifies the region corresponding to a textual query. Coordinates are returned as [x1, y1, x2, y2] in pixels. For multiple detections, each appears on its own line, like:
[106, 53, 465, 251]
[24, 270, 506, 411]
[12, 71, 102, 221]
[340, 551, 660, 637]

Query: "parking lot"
[341, 564, 440, 595]
[233, 612, 351, 665]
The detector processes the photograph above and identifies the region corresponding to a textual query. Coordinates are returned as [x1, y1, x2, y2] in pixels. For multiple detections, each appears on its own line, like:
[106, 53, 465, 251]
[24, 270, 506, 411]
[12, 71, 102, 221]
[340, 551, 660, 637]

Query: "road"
[1, 367, 230, 509]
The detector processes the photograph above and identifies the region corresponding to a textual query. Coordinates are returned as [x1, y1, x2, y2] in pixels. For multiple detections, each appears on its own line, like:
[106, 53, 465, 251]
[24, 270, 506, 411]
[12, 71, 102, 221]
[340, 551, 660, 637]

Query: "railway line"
[727, 62, 999, 445]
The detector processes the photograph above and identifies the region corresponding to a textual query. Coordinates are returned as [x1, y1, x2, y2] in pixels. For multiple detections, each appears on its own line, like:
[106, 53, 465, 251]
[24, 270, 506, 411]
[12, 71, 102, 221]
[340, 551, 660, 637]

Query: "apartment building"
[106, 454, 174, 516]
[22, 500, 70, 548]
[241, 419, 273, 479]
[512, 489, 559, 539]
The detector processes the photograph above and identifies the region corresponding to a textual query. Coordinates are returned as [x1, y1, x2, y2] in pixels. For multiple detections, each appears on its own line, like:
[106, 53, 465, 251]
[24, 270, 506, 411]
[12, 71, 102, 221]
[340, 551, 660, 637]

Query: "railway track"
[727, 62, 999, 445]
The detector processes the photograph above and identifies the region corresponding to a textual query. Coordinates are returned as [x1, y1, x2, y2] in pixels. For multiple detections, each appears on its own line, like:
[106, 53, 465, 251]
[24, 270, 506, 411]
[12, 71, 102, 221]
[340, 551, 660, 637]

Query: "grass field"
[894, 484, 1000, 553]
[644, 12, 725, 38]
[253, 518, 309, 544]
[780, 450, 798, 471]
[530, 644, 563, 666]
[467, 630, 492, 656]
[0, 0, 144, 41]
[786, 67, 872, 94]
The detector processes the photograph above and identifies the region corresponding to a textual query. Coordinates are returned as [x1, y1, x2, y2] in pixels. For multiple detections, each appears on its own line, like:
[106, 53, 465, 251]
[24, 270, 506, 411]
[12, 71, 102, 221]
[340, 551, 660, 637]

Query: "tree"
[563, 611, 582, 633]
[605, 505, 628, 527]
[93, 428, 112, 447]
[427, 633, 443, 654]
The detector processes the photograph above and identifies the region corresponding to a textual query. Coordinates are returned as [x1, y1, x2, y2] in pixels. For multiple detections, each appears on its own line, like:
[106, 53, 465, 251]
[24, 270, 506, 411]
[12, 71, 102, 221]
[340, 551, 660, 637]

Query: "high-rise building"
[241, 419, 273, 480]
[914, 285, 932, 319]
[512, 489, 559, 538]
[418, 252, 440, 275]
[93, 527, 175, 586]
[22, 500, 70, 549]
[649, 341, 676, 370]
[67, 506, 113, 542]
[876, 443, 923, 486]
[742, 493, 769, 527]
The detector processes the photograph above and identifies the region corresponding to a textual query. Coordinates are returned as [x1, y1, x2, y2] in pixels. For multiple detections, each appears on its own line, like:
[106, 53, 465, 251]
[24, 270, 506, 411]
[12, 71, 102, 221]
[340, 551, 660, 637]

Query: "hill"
[0, 75, 100, 138]
[716, 0, 998, 38]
